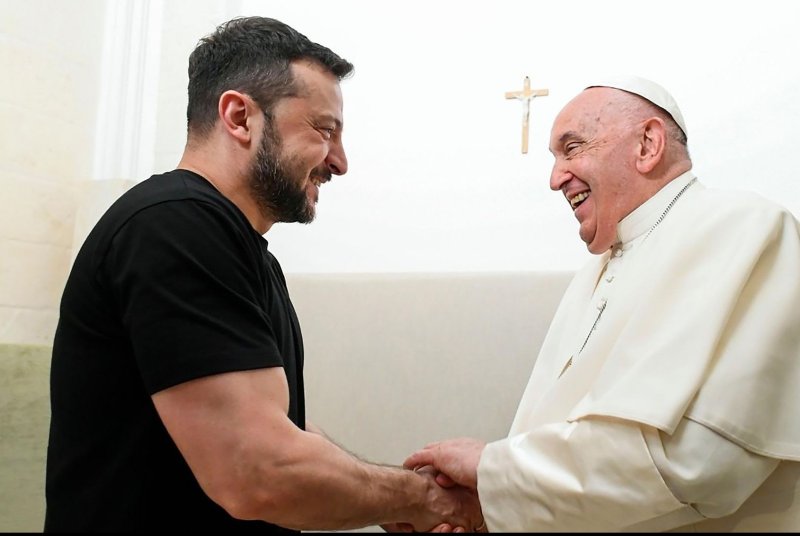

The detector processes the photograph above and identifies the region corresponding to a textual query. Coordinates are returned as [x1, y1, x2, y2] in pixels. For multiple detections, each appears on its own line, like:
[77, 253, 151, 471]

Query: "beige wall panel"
[0, 0, 106, 65]
[0, 174, 77, 247]
[0, 239, 71, 310]
[0, 307, 60, 346]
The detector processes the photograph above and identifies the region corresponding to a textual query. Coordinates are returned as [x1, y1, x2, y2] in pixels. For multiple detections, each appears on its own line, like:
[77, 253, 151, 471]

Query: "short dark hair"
[186, 16, 354, 138]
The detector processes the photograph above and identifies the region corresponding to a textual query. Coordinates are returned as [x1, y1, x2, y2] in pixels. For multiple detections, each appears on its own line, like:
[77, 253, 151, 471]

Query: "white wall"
[97, 0, 800, 275]
[222, 0, 799, 274]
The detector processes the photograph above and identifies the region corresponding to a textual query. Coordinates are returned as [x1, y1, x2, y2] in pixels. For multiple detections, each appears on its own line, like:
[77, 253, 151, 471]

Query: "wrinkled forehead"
[550, 88, 617, 142]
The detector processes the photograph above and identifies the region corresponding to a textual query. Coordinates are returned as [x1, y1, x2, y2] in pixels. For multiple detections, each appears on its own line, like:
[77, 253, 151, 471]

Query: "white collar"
[616, 170, 696, 245]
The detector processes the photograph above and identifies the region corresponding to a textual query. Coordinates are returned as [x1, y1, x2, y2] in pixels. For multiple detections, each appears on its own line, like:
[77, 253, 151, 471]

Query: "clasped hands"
[384, 437, 488, 533]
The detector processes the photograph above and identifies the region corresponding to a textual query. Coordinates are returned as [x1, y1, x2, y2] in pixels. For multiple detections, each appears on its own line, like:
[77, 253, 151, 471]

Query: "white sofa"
[0, 271, 573, 532]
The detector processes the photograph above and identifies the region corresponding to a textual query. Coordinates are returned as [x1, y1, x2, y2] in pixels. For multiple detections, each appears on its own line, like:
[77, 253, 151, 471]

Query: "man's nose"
[549, 163, 569, 192]
[326, 142, 348, 176]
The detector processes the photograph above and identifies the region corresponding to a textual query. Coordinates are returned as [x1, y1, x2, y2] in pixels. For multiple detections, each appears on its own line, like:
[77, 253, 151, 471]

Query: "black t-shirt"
[45, 170, 304, 532]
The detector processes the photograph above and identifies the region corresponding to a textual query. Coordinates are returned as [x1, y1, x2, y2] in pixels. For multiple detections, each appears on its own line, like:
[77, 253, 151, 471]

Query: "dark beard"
[249, 123, 316, 224]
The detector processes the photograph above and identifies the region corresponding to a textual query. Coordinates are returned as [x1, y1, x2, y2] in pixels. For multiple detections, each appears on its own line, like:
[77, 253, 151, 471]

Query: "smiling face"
[548, 88, 651, 254]
[249, 60, 348, 224]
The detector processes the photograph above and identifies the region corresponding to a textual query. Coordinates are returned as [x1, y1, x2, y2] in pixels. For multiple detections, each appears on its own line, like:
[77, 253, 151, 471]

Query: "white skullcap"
[586, 76, 687, 138]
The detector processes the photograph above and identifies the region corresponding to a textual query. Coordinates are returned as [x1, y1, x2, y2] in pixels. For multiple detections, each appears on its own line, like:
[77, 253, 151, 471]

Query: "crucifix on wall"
[505, 76, 548, 154]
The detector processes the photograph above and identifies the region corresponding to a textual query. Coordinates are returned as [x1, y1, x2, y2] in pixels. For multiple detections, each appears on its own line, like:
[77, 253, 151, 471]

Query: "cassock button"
[614, 248, 623, 257]
[605, 275, 615, 283]
[597, 298, 607, 310]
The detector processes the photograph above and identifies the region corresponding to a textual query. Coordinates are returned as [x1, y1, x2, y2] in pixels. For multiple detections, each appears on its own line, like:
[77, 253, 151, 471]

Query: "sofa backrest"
[0, 271, 573, 531]
[288, 271, 573, 465]
[0, 344, 51, 532]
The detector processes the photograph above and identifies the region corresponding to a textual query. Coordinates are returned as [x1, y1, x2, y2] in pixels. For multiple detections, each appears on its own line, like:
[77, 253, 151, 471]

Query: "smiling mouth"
[569, 191, 590, 209]
[310, 172, 331, 188]
[310, 177, 328, 188]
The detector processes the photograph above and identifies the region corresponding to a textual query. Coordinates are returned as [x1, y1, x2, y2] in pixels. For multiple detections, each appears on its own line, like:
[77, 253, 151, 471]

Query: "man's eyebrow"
[558, 130, 580, 144]
[549, 131, 580, 154]
[319, 113, 342, 130]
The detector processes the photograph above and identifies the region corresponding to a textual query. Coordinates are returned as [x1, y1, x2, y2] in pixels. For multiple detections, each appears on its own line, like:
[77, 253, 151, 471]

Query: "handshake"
[384, 437, 488, 533]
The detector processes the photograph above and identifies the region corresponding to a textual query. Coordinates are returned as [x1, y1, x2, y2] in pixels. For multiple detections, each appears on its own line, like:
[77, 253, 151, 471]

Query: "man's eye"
[565, 142, 581, 154]
[319, 127, 335, 139]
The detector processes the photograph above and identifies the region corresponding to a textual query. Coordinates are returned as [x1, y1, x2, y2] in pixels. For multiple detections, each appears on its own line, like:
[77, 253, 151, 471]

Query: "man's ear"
[636, 117, 667, 174]
[218, 90, 257, 144]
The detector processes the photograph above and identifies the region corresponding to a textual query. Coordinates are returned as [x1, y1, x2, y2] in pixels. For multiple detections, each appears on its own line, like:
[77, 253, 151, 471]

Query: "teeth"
[570, 191, 589, 208]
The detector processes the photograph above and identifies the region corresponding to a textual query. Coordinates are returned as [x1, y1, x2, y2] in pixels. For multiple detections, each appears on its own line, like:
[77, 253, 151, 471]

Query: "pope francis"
[405, 76, 800, 532]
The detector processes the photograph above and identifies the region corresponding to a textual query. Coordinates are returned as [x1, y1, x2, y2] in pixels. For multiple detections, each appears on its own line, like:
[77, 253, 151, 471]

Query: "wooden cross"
[505, 76, 548, 154]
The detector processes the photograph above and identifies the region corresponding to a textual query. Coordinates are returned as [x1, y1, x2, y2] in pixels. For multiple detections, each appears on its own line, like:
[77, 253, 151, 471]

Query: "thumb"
[435, 472, 456, 488]
[403, 450, 434, 470]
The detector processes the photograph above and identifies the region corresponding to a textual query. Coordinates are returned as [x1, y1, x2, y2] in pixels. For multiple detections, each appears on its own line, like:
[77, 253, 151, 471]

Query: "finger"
[435, 473, 456, 487]
[403, 450, 435, 469]
[412, 464, 437, 476]
[431, 523, 454, 533]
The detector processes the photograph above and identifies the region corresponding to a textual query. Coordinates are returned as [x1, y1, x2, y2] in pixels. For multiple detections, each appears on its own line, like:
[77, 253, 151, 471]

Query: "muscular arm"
[152, 367, 480, 531]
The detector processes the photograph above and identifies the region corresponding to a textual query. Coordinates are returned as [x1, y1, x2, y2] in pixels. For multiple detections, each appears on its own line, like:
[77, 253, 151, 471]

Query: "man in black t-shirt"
[45, 16, 483, 533]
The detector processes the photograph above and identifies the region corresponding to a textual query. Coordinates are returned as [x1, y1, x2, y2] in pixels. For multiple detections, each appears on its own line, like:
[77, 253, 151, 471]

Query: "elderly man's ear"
[635, 117, 667, 174]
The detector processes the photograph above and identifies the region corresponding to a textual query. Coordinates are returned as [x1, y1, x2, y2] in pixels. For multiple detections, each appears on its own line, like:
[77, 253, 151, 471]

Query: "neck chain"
[642, 177, 697, 244]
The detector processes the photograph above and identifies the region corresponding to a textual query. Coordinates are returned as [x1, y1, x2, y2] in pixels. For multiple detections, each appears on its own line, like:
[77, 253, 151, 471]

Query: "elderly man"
[406, 77, 800, 532]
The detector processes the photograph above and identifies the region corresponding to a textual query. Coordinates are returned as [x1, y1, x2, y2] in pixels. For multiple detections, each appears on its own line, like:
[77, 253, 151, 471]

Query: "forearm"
[232, 425, 440, 531]
[478, 415, 781, 532]
[477, 418, 685, 532]
[276, 429, 428, 530]
[643, 417, 779, 519]
[155, 369, 476, 531]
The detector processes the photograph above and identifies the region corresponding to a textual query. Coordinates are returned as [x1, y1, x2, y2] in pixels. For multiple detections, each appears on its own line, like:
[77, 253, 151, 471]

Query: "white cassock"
[478, 171, 800, 532]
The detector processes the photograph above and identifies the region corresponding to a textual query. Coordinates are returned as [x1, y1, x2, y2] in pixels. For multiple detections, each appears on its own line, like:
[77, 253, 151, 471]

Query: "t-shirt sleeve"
[102, 199, 283, 394]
